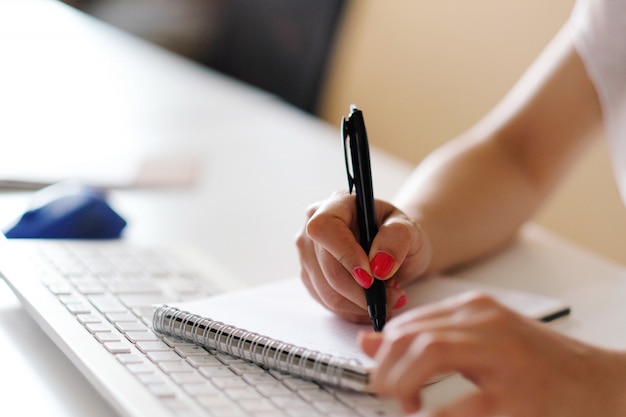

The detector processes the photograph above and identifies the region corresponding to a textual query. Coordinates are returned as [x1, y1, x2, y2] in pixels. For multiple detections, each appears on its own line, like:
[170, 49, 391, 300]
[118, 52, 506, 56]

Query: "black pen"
[342, 105, 386, 332]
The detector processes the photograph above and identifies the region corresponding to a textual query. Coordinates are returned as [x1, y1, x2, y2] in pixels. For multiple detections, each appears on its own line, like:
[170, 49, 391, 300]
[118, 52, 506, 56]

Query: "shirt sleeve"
[570, 0, 626, 203]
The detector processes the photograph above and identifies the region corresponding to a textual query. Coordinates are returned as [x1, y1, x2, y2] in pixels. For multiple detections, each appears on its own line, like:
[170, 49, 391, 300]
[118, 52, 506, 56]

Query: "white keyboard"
[0, 240, 401, 417]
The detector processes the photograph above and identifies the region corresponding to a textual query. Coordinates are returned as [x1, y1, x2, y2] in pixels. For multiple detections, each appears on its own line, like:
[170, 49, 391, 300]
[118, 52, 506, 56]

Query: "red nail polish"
[393, 295, 407, 309]
[371, 252, 395, 278]
[353, 267, 373, 289]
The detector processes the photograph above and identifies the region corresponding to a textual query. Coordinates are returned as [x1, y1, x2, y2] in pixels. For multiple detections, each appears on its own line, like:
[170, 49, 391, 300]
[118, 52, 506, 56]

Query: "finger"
[371, 329, 488, 400]
[295, 220, 326, 307]
[399, 397, 422, 415]
[375, 294, 508, 383]
[297, 227, 368, 322]
[314, 239, 371, 309]
[298, 263, 324, 308]
[429, 392, 495, 417]
[369, 209, 430, 283]
[357, 330, 383, 357]
[298, 196, 374, 322]
[305, 193, 373, 287]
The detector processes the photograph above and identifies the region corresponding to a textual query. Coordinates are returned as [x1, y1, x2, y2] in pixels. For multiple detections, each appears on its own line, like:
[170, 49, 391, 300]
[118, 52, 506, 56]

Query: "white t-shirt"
[571, 0, 626, 203]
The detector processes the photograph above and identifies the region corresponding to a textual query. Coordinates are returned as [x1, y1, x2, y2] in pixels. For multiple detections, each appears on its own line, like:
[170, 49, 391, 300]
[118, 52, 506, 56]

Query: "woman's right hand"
[295, 191, 433, 324]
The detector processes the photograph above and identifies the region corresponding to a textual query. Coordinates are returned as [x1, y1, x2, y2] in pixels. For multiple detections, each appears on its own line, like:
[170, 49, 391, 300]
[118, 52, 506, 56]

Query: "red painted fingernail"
[371, 252, 395, 278]
[393, 295, 407, 309]
[353, 267, 373, 289]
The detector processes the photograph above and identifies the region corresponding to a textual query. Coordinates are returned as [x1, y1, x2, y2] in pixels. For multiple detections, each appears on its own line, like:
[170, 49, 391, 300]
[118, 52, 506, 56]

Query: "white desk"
[1, 1, 626, 416]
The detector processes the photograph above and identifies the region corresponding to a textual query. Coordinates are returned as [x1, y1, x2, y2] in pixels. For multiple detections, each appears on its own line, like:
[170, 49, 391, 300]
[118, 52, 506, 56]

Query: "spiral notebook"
[152, 276, 570, 392]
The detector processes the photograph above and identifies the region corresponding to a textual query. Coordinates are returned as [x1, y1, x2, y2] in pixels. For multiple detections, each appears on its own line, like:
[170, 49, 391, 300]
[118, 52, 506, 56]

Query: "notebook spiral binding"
[152, 305, 370, 391]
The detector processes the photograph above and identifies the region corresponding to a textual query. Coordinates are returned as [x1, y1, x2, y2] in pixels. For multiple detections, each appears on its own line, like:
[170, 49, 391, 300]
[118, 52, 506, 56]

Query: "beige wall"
[318, 0, 626, 265]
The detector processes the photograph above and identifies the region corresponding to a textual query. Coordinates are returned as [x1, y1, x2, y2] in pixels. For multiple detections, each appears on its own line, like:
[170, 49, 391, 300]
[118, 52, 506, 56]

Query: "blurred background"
[61, 0, 626, 266]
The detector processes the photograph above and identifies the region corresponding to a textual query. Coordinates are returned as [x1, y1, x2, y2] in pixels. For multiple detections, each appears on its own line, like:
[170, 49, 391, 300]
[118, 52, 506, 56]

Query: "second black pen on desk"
[342, 105, 387, 332]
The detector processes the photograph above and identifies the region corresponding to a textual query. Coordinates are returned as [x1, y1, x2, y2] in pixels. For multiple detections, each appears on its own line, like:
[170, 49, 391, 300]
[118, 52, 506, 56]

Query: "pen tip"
[372, 318, 386, 332]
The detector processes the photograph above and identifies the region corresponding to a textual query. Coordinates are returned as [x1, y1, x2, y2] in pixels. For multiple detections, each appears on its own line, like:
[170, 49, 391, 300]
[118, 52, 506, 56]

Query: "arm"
[296, 22, 603, 322]
[395, 22, 603, 274]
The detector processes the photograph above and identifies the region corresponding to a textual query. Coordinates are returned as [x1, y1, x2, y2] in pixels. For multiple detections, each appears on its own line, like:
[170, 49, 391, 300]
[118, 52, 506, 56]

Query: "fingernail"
[393, 295, 407, 309]
[370, 252, 395, 278]
[353, 267, 373, 289]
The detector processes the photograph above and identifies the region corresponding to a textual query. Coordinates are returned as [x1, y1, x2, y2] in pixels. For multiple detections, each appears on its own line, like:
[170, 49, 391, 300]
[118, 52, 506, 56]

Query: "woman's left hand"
[359, 292, 626, 417]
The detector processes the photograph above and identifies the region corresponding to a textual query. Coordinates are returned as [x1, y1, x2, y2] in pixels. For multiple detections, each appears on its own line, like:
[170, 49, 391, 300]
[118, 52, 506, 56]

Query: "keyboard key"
[126, 363, 155, 374]
[182, 383, 221, 397]
[125, 331, 161, 343]
[45, 282, 73, 295]
[85, 322, 114, 333]
[197, 366, 237, 379]
[108, 281, 162, 294]
[65, 303, 93, 315]
[158, 361, 195, 373]
[355, 404, 403, 417]
[136, 341, 172, 353]
[269, 395, 310, 409]
[282, 377, 321, 391]
[236, 396, 276, 411]
[162, 336, 190, 347]
[115, 321, 149, 333]
[170, 372, 207, 385]
[147, 351, 182, 363]
[229, 362, 265, 375]
[186, 355, 223, 368]
[94, 332, 122, 343]
[283, 408, 324, 417]
[105, 312, 139, 323]
[88, 294, 127, 313]
[297, 388, 336, 403]
[137, 373, 169, 385]
[210, 377, 249, 390]
[312, 400, 352, 413]
[146, 383, 177, 398]
[194, 395, 242, 412]
[119, 294, 172, 308]
[255, 384, 293, 397]
[174, 345, 210, 357]
[115, 351, 144, 362]
[76, 313, 102, 324]
[75, 282, 107, 294]
[216, 353, 247, 365]
[242, 373, 280, 386]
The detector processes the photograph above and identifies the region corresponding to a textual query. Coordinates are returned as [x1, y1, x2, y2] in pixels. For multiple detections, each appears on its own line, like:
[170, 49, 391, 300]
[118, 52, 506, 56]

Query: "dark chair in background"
[65, 0, 347, 114]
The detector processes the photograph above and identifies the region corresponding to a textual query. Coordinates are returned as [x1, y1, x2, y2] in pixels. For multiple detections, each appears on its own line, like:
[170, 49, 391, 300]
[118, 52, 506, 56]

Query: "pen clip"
[341, 116, 355, 194]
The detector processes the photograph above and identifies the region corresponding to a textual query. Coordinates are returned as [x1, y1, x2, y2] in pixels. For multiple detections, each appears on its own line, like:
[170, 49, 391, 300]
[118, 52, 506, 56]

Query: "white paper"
[164, 276, 570, 368]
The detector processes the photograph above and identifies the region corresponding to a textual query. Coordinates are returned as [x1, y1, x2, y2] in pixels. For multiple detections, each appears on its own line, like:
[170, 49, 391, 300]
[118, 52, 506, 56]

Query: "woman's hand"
[359, 292, 626, 417]
[295, 191, 432, 324]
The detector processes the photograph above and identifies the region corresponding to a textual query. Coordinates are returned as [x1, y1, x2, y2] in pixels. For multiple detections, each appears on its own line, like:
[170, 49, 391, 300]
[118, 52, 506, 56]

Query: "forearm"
[393, 134, 542, 274]
[393, 23, 602, 275]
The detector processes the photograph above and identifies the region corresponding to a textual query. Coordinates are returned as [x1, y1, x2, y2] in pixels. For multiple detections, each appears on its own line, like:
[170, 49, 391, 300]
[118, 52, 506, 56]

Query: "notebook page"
[162, 276, 569, 367]
[166, 278, 374, 366]
[404, 276, 570, 321]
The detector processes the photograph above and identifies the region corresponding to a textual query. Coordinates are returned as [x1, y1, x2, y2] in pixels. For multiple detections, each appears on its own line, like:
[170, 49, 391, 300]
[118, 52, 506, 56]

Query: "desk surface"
[1, 1, 626, 416]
